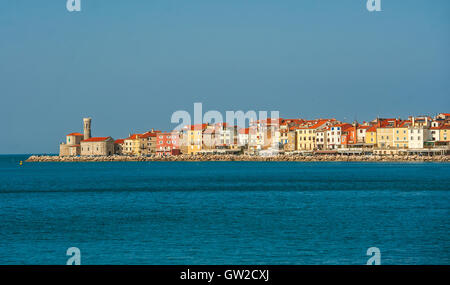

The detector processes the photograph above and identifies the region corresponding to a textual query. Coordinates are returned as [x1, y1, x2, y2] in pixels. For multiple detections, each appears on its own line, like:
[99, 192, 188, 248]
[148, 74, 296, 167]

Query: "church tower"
[83, 117, 92, 140]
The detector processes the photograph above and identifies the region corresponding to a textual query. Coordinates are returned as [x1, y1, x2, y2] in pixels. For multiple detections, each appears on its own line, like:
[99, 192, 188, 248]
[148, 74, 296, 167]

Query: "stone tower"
[83, 118, 92, 140]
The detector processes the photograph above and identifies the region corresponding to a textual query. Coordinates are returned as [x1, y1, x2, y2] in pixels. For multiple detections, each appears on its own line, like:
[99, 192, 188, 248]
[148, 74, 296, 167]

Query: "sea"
[0, 154, 449, 265]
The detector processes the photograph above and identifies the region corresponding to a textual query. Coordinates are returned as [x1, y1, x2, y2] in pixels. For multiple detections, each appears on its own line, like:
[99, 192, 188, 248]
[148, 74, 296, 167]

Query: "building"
[341, 124, 358, 147]
[408, 126, 431, 149]
[123, 134, 145, 155]
[80, 137, 115, 156]
[356, 125, 370, 144]
[375, 119, 399, 149]
[284, 127, 298, 151]
[181, 124, 208, 154]
[248, 118, 282, 151]
[315, 128, 326, 150]
[141, 130, 159, 155]
[326, 125, 343, 150]
[296, 127, 315, 151]
[60, 117, 114, 156]
[393, 121, 411, 149]
[376, 127, 394, 149]
[365, 126, 377, 146]
[238, 128, 249, 147]
[440, 125, 450, 142]
[59, 132, 83, 156]
[156, 131, 180, 156]
[295, 119, 330, 151]
[114, 139, 125, 155]
[121, 130, 160, 156]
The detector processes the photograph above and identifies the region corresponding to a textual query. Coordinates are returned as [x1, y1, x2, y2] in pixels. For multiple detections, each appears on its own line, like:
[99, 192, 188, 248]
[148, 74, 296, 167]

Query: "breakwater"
[26, 154, 450, 162]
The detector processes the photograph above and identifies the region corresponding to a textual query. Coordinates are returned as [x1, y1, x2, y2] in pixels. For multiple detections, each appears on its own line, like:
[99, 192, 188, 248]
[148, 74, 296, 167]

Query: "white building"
[326, 126, 342, 149]
[238, 128, 249, 147]
[408, 126, 431, 149]
[315, 129, 326, 150]
[357, 125, 370, 144]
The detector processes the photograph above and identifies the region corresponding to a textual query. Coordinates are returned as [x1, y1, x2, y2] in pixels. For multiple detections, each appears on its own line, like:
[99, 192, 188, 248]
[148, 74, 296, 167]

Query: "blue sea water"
[0, 154, 449, 265]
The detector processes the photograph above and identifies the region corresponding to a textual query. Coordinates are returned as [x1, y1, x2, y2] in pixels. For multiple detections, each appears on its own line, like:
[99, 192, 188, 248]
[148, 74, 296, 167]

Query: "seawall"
[26, 154, 450, 162]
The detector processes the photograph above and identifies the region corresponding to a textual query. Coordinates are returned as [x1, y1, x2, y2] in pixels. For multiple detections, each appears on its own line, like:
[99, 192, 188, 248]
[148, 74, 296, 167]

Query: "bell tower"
[83, 117, 92, 140]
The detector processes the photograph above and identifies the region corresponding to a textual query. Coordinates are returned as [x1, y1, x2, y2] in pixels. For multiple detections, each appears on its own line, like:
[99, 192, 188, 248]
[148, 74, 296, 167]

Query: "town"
[56, 113, 450, 158]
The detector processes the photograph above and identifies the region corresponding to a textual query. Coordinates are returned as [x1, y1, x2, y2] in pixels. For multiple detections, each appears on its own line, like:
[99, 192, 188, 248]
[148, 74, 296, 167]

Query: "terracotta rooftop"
[81, 137, 111, 142]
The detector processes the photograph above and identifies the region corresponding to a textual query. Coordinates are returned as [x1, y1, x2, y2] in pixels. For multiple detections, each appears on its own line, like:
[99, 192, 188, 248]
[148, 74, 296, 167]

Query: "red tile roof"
[114, 139, 125, 144]
[141, 132, 157, 138]
[67, 133, 84, 137]
[187, 124, 208, 131]
[308, 120, 328, 129]
[358, 125, 371, 129]
[367, 126, 377, 132]
[239, 128, 249, 134]
[81, 137, 111, 142]
[341, 124, 354, 132]
[431, 125, 450, 130]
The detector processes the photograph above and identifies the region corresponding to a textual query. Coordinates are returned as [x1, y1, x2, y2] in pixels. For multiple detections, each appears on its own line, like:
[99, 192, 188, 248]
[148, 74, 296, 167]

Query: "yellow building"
[365, 126, 377, 146]
[296, 128, 315, 150]
[183, 124, 208, 154]
[123, 134, 145, 155]
[296, 120, 329, 151]
[440, 126, 450, 141]
[393, 121, 410, 148]
[377, 127, 394, 148]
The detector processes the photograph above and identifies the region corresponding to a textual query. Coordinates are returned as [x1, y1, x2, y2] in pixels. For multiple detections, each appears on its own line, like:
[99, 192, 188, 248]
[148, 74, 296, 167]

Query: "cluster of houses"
[59, 113, 450, 157]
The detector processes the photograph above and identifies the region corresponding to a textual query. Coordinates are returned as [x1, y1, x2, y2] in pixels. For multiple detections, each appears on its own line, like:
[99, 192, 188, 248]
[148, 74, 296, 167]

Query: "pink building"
[156, 132, 180, 156]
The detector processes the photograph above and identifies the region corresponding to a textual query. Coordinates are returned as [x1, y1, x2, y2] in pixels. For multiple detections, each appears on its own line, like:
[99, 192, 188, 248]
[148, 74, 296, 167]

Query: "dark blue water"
[0, 155, 449, 265]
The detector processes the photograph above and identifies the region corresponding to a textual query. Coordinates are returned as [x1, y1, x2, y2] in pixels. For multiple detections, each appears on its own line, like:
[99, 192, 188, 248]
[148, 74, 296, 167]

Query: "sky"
[0, 0, 449, 154]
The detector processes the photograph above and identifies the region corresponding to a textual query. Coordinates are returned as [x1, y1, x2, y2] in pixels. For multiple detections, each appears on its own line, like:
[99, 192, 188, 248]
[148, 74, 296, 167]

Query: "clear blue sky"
[1, 0, 449, 154]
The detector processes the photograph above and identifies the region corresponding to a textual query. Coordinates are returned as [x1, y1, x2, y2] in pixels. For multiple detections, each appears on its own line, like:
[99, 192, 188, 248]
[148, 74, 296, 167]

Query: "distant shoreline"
[26, 154, 450, 163]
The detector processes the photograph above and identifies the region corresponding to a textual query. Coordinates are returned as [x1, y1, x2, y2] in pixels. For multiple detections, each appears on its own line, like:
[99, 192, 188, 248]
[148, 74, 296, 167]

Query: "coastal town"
[25, 112, 447, 162]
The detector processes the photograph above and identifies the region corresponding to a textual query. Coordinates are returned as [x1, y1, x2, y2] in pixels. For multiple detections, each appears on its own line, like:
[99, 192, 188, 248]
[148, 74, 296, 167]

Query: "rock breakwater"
[26, 154, 450, 162]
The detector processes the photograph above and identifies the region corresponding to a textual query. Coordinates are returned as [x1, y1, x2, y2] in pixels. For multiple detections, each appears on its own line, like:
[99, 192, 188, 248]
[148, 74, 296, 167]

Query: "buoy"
[19, 161, 23, 166]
